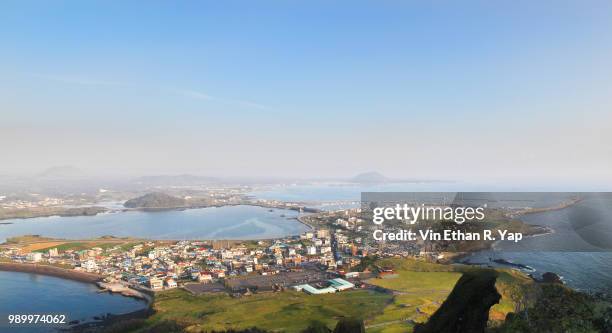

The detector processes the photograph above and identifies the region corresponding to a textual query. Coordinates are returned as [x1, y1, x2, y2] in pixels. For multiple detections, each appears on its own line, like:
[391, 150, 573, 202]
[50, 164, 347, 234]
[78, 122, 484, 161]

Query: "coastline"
[0, 206, 108, 221]
[447, 224, 554, 264]
[0, 202, 321, 221]
[508, 196, 582, 218]
[0, 262, 153, 331]
[448, 197, 576, 265]
[296, 214, 315, 230]
[0, 262, 101, 283]
[0, 262, 152, 302]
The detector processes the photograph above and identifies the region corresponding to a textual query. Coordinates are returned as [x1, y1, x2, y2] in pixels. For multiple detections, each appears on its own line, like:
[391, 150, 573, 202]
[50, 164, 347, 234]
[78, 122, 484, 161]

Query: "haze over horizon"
[2, 1, 612, 185]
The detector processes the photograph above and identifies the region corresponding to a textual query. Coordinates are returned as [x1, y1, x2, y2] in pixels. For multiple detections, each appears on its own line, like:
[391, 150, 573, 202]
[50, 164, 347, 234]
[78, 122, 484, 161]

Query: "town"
[0, 206, 434, 299]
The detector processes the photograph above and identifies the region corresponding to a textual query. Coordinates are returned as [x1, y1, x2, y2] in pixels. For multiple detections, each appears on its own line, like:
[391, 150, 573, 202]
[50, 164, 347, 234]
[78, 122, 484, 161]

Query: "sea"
[0, 270, 146, 332]
[0, 205, 306, 243]
[461, 193, 612, 294]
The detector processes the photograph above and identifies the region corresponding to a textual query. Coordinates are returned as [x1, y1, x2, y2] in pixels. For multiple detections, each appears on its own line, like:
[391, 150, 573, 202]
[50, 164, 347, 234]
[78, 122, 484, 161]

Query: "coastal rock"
[541, 272, 563, 284]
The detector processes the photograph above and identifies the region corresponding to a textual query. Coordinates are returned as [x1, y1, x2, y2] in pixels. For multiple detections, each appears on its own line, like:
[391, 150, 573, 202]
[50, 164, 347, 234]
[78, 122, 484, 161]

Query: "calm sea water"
[0, 205, 306, 242]
[462, 194, 612, 293]
[0, 271, 146, 332]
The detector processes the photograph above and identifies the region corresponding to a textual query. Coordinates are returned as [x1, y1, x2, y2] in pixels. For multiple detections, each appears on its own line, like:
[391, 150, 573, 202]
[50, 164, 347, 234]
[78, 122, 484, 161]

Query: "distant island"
[349, 171, 389, 184]
[124, 192, 188, 209]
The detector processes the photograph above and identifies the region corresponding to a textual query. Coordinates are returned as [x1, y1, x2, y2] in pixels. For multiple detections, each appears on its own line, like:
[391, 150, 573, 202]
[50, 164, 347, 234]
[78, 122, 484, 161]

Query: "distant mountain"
[132, 174, 217, 186]
[37, 166, 87, 179]
[350, 172, 389, 184]
[124, 192, 187, 209]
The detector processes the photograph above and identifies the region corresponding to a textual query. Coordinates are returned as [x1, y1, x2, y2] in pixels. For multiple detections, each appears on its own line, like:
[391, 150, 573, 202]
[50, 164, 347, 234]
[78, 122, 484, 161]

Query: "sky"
[1, 1, 612, 184]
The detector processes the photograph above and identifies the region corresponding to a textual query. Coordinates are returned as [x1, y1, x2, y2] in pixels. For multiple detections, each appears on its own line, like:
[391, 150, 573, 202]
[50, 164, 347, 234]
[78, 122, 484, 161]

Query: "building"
[82, 259, 98, 272]
[328, 278, 355, 291]
[294, 278, 355, 295]
[165, 278, 177, 289]
[149, 277, 164, 290]
[294, 284, 337, 295]
[317, 229, 330, 238]
[26, 252, 42, 262]
[48, 248, 59, 257]
[198, 273, 213, 283]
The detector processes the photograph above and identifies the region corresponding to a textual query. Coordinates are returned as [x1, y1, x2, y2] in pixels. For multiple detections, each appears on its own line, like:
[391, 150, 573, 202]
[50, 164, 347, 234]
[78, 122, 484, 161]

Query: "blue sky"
[2, 1, 612, 183]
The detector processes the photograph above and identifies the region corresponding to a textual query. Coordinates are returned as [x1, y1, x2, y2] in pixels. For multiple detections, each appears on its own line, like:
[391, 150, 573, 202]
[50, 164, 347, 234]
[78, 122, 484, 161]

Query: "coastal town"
[0, 204, 423, 300]
[0, 191, 550, 301]
[2, 190, 606, 333]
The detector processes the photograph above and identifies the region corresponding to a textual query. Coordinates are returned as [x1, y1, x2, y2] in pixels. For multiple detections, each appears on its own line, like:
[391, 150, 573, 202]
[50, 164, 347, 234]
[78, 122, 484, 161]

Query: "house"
[165, 278, 177, 289]
[198, 273, 213, 283]
[26, 252, 42, 262]
[149, 277, 164, 290]
[82, 259, 98, 272]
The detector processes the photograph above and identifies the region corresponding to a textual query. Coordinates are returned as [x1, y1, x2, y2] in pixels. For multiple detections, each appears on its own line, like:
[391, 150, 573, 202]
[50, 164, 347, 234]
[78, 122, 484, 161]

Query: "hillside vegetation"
[124, 193, 187, 209]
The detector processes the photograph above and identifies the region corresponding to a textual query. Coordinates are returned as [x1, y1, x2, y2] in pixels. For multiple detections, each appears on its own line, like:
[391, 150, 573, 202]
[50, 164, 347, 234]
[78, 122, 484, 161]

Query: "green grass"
[33, 242, 125, 253]
[148, 288, 392, 332]
[366, 259, 462, 328]
[369, 270, 461, 292]
[367, 322, 414, 333]
[145, 258, 536, 332]
[489, 269, 537, 322]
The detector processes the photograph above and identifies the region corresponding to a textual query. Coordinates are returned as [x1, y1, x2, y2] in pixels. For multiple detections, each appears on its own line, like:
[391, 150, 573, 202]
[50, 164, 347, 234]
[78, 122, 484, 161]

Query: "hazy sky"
[2, 1, 612, 183]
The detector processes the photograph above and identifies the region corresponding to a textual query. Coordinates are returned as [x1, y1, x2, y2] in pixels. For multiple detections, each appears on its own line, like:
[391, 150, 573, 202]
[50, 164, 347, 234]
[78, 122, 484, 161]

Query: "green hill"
[124, 192, 187, 209]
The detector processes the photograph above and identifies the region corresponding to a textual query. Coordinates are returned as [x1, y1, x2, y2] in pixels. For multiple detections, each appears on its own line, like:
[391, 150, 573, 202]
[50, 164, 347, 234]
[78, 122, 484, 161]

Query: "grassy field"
[148, 288, 392, 332]
[364, 258, 535, 332]
[32, 242, 120, 253]
[145, 258, 535, 333]
[365, 258, 462, 333]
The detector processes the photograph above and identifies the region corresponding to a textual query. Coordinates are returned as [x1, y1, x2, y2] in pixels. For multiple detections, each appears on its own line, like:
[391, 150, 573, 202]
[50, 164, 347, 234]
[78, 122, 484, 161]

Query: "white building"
[48, 248, 59, 257]
[26, 252, 42, 262]
[82, 259, 98, 272]
[165, 278, 178, 289]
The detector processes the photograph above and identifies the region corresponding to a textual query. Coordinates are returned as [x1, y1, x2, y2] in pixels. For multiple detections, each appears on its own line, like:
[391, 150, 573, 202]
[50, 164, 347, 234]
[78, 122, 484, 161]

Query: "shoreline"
[448, 223, 554, 265]
[0, 262, 153, 331]
[296, 214, 315, 230]
[0, 202, 321, 221]
[0, 206, 108, 221]
[449, 197, 576, 264]
[508, 196, 582, 218]
[0, 262, 152, 302]
[0, 262, 102, 283]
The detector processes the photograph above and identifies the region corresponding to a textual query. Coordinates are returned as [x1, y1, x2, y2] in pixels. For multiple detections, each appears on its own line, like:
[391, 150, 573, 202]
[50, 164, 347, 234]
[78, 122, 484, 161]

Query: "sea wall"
[0, 262, 101, 283]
